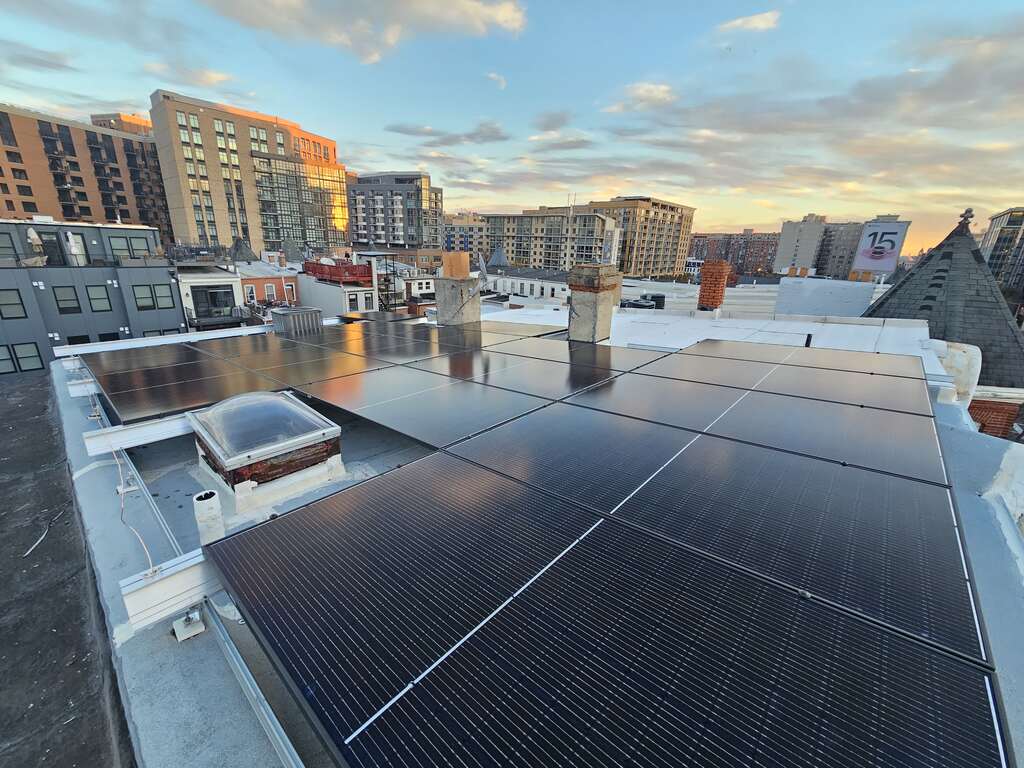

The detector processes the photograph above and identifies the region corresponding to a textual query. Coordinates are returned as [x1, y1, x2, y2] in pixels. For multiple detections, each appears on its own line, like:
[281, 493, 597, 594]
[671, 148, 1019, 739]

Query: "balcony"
[166, 243, 233, 265]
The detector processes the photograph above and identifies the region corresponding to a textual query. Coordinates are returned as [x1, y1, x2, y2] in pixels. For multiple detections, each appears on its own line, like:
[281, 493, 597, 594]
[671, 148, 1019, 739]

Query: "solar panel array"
[198, 334, 1011, 768]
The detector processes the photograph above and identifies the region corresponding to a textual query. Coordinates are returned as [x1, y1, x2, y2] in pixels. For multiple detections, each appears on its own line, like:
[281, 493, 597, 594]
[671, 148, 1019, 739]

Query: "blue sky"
[1, 0, 1023, 251]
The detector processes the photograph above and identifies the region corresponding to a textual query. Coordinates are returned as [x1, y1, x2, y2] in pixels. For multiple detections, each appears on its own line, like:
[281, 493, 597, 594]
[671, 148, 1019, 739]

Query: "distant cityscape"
[2, 88, 1024, 288]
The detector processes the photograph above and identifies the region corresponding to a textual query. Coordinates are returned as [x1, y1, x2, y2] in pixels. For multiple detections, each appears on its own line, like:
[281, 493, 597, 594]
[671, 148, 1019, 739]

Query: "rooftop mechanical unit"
[186, 391, 344, 518]
[270, 306, 323, 335]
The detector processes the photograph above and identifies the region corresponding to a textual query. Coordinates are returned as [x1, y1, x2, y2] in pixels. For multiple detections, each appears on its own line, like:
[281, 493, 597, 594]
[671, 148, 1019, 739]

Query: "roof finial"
[960, 208, 974, 226]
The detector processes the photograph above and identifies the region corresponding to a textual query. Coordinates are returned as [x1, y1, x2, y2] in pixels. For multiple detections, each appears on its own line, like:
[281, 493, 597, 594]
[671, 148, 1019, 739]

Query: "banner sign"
[851, 221, 909, 273]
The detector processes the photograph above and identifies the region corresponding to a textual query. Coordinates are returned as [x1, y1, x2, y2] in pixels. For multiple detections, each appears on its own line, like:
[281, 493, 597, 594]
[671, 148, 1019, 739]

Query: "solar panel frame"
[257, 353, 394, 387]
[633, 353, 778, 390]
[755, 363, 934, 415]
[82, 343, 217, 377]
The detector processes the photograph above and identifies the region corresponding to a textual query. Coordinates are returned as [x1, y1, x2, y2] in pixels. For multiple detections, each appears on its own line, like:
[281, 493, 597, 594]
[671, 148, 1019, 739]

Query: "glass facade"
[255, 156, 348, 254]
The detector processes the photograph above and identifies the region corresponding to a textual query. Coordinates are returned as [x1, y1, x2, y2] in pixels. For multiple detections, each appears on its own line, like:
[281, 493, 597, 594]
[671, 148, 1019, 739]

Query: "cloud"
[199, 0, 526, 64]
[486, 71, 507, 90]
[531, 137, 594, 152]
[533, 110, 571, 132]
[385, 119, 510, 146]
[0, 0, 190, 50]
[0, 39, 78, 72]
[604, 81, 677, 113]
[717, 10, 780, 32]
[144, 61, 233, 88]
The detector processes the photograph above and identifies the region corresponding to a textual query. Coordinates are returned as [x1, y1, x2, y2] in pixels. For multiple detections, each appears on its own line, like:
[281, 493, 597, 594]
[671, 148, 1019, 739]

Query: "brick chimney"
[698, 260, 731, 311]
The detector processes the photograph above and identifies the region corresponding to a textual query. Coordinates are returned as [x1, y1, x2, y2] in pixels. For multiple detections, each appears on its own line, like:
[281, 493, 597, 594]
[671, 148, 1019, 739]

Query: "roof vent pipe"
[193, 490, 224, 545]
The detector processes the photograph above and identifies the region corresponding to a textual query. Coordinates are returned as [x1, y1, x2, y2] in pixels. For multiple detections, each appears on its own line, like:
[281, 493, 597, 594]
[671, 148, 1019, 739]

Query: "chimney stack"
[698, 260, 731, 311]
[435, 251, 480, 325]
[567, 263, 622, 343]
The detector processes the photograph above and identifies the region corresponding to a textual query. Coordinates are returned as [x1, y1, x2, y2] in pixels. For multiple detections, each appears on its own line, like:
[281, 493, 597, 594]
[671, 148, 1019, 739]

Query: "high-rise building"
[483, 210, 620, 271]
[689, 229, 779, 275]
[979, 208, 1024, 285]
[90, 113, 153, 136]
[443, 212, 489, 262]
[0, 103, 171, 242]
[525, 196, 695, 277]
[150, 90, 348, 254]
[347, 172, 442, 249]
[814, 221, 864, 278]
[773, 214, 827, 273]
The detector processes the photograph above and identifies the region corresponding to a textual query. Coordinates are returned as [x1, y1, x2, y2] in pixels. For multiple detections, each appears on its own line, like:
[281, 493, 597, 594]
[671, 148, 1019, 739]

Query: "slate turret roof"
[864, 210, 1024, 387]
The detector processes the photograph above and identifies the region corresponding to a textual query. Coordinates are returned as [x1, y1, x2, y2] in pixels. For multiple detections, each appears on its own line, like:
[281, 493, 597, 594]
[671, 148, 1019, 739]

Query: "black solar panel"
[342, 521, 1004, 768]
[206, 452, 601, 747]
[634, 352, 776, 389]
[756, 363, 933, 415]
[450, 403, 696, 512]
[228, 344, 340, 371]
[567, 373, 746, 431]
[340, 310, 422, 323]
[258, 353, 392, 387]
[187, 334, 300, 358]
[94, 357, 240, 394]
[472, 320, 565, 337]
[488, 337, 667, 371]
[469, 358, 618, 399]
[107, 370, 280, 423]
[614, 433, 980, 656]
[82, 344, 214, 376]
[681, 339, 798, 363]
[356, 381, 547, 447]
[311, 335, 465, 364]
[300, 366, 454, 412]
[710, 391, 947, 484]
[785, 345, 926, 379]
[407, 350, 532, 380]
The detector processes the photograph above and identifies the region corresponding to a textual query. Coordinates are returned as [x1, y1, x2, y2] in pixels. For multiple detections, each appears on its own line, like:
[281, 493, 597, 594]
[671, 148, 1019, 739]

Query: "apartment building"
[980, 207, 1024, 286]
[149, 90, 348, 255]
[814, 220, 867, 279]
[484, 210, 620, 271]
[443, 212, 489, 261]
[0, 104, 171, 243]
[774, 213, 910, 278]
[774, 214, 827, 273]
[0, 219, 182, 368]
[689, 229, 779, 276]
[90, 113, 153, 136]
[520, 196, 694, 277]
[348, 172, 442, 249]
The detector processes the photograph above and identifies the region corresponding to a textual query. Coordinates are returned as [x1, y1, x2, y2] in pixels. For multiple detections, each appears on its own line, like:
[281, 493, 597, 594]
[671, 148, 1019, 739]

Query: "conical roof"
[864, 210, 1024, 387]
[487, 247, 509, 268]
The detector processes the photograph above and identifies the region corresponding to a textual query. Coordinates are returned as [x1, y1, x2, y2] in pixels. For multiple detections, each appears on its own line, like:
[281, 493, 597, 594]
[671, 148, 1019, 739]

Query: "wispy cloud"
[143, 61, 233, 88]
[533, 110, 571, 132]
[198, 0, 526, 64]
[0, 39, 78, 72]
[603, 81, 677, 113]
[717, 10, 781, 32]
[385, 119, 510, 146]
[486, 71, 507, 90]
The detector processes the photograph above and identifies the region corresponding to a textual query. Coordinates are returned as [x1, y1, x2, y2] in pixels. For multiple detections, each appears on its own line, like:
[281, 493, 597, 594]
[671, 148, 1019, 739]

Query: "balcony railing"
[303, 260, 373, 285]
[166, 243, 233, 264]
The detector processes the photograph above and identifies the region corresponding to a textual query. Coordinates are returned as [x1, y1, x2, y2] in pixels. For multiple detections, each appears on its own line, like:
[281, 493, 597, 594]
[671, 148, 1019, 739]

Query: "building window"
[249, 126, 258, 139]
[6, 150, 22, 163]
[348, 294, 358, 311]
[53, 286, 81, 314]
[284, 283, 295, 302]
[188, 113, 199, 129]
[0, 289, 26, 319]
[263, 283, 276, 301]
[132, 284, 155, 310]
[154, 284, 174, 309]
[130, 237, 152, 257]
[244, 284, 256, 303]
[176, 111, 187, 127]
[143, 330, 161, 337]
[12, 168, 27, 180]
[12, 343, 42, 371]
[87, 285, 111, 312]
[66, 334, 91, 345]
[179, 128, 190, 144]
[363, 292, 373, 309]
[214, 119, 223, 133]
[108, 237, 131, 259]
[0, 346, 14, 374]
[0, 232, 16, 260]
[17, 185, 32, 196]
[98, 331, 120, 341]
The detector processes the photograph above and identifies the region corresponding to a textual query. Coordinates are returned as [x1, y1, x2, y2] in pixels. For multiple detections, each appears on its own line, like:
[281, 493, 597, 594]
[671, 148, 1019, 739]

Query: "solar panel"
[309, 335, 465, 364]
[407, 350, 533, 379]
[472, 320, 565, 337]
[82, 344, 214, 377]
[488, 337, 666, 371]
[634, 353, 777, 389]
[710, 391, 947, 484]
[450, 403, 697, 512]
[356, 381, 547, 447]
[206, 452, 602, 747]
[187, 334, 300, 358]
[468, 358, 618, 399]
[106, 370, 280, 423]
[567, 373, 746, 432]
[613, 433, 981, 656]
[300, 366, 455, 412]
[340, 311, 423, 323]
[756, 363, 933, 415]
[681, 338, 798, 363]
[228, 344, 342, 371]
[343, 520, 1005, 768]
[258, 353, 393, 387]
[785, 345, 925, 379]
[95, 357, 241, 394]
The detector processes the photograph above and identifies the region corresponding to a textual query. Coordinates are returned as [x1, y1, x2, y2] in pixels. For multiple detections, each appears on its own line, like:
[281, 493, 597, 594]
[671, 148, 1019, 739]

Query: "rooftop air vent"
[271, 306, 323, 335]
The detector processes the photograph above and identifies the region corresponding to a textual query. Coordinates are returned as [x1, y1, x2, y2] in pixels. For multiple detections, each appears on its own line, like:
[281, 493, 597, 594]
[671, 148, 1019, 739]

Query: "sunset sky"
[1, 0, 1023, 253]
